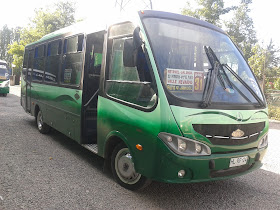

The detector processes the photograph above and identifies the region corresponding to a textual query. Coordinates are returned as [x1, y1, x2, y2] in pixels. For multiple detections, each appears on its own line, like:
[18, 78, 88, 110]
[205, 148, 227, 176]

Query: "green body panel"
[153, 142, 266, 183]
[97, 95, 181, 178]
[30, 83, 82, 142]
[97, 95, 268, 183]
[0, 86, 9, 94]
[170, 106, 269, 153]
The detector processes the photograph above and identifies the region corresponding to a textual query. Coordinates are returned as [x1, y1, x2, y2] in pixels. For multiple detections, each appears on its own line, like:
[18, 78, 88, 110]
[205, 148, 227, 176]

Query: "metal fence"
[266, 90, 280, 106]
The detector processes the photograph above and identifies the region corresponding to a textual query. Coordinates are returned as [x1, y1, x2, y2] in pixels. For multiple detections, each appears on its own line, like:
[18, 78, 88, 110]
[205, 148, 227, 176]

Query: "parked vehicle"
[0, 60, 9, 97]
[21, 10, 268, 190]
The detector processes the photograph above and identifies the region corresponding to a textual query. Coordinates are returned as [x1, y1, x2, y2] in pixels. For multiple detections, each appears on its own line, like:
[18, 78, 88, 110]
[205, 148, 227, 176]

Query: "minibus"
[21, 10, 268, 190]
[0, 60, 10, 96]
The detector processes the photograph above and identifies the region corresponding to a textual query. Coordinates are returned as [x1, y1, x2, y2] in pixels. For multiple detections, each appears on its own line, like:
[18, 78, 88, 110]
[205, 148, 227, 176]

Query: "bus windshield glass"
[143, 18, 264, 106]
[0, 63, 9, 80]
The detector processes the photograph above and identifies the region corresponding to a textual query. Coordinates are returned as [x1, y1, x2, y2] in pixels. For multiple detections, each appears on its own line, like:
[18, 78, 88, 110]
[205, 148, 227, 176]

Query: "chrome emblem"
[231, 129, 245, 138]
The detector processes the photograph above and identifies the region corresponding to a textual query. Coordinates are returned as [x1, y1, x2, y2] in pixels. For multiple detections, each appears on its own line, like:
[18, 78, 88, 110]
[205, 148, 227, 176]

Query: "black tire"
[3, 93, 7, 97]
[36, 110, 51, 134]
[111, 142, 151, 191]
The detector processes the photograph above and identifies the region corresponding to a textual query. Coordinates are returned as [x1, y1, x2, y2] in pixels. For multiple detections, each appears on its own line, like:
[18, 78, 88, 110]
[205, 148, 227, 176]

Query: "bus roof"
[25, 14, 139, 48]
[138, 10, 225, 34]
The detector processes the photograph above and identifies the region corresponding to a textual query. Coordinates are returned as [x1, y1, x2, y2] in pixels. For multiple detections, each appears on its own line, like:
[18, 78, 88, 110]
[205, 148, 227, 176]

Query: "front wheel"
[36, 110, 50, 134]
[111, 142, 151, 191]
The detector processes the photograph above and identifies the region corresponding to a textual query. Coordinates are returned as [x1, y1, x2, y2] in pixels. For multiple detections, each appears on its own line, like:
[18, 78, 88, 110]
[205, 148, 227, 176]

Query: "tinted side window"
[61, 35, 84, 86]
[33, 45, 45, 81]
[45, 40, 62, 83]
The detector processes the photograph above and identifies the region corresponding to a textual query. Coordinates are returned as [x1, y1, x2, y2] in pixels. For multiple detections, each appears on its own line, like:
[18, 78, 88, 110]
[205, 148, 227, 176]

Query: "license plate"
[229, 156, 248, 168]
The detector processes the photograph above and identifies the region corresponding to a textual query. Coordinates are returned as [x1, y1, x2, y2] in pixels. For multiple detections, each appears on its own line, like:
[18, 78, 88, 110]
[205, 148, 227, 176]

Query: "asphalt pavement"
[0, 86, 280, 210]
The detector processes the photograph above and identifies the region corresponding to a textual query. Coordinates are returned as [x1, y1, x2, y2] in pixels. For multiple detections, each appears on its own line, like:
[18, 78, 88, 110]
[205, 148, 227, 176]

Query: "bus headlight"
[258, 134, 268, 149]
[158, 132, 211, 156]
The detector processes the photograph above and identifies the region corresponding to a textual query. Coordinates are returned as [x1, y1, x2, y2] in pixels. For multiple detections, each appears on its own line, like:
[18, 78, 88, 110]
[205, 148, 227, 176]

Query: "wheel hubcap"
[115, 148, 141, 184]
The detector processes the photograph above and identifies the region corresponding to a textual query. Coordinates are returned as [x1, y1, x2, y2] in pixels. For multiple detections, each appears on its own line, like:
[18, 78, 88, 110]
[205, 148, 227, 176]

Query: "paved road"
[0, 86, 280, 210]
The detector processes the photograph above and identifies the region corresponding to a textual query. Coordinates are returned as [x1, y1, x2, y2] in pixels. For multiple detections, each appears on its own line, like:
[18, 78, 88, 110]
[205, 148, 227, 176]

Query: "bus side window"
[106, 36, 157, 109]
[61, 34, 84, 86]
[45, 40, 61, 83]
[33, 45, 45, 82]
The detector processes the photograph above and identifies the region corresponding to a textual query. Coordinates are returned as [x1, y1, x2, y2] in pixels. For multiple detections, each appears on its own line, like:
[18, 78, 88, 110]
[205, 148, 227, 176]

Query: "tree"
[248, 42, 280, 91]
[248, 44, 266, 81]
[181, 0, 236, 27]
[0, 25, 17, 65]
[8, 1, 77, 74]
[225, 0, 257, 60]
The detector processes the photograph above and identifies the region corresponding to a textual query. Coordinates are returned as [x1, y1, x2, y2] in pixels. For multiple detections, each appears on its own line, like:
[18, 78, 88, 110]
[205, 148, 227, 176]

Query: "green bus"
[21, 10, 268, 190]
[0, 60, 10, 97]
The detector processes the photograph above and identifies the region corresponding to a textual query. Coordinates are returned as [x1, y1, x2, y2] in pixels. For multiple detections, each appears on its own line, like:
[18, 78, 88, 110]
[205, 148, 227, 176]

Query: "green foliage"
[8, 1, 76, 74]
[0, 25, 21, 66]
[181, 0, 236, 27]
[248, 41, 280, 88]
[274, 78, 280, 90]
[268, 105, 280, 121]
[7, 41, 25, 75]
[248, 44, 265, 80]
[225, 0, 257, 60]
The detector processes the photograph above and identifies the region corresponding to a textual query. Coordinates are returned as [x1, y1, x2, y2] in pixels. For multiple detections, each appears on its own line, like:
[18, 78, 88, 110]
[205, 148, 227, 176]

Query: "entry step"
[82, 144, 98, 154]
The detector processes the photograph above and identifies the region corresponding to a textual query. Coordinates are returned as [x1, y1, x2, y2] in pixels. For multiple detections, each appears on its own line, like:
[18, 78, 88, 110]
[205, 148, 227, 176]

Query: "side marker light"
[136, 144, 143, 151]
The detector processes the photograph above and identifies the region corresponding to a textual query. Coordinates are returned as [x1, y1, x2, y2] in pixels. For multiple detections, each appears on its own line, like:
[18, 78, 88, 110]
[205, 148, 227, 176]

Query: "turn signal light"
[136, 144, 143, 151]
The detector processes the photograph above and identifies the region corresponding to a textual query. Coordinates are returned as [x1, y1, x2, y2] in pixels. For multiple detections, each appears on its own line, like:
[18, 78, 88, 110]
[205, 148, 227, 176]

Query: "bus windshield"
[143, 18, 264, 106]
[0, 63, 9, 80]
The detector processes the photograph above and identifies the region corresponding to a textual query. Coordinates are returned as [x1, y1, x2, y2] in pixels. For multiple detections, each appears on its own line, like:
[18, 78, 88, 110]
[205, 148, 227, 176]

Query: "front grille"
[210, 164, 253, 178]
[193, 122, 265, 146]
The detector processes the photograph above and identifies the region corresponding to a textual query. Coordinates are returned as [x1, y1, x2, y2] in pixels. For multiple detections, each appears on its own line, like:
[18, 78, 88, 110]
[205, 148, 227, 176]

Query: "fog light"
[195, 143, 202, 153]
[178, 139, 187, 151]
[178, 170, 185, 178]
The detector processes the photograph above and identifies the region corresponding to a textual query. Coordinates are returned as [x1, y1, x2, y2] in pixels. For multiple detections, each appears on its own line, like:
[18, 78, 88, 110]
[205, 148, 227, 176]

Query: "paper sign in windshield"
[166, 69, 204, 92]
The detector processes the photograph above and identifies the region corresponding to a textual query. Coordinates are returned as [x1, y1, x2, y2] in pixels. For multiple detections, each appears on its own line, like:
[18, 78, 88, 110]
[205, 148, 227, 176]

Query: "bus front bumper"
[152, 147, 267, 183]
[0, 87, 9, 94]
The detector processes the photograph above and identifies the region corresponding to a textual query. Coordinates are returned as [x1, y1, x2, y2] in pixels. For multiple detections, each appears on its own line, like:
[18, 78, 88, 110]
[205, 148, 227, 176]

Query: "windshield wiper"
[203, 46, 265, 108]
[201, 46, 219, 108]
[222, 63, 265, 108]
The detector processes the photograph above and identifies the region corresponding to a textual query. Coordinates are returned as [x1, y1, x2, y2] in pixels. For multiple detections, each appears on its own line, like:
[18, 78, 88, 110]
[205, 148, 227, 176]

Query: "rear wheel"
[111, 142, 151, 191]
[3, 93, 7, 97]
[36, 110, 50, 134]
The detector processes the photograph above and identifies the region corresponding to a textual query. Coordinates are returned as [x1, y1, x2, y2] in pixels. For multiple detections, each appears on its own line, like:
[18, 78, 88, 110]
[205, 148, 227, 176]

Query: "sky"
[1, 0, 280, 48]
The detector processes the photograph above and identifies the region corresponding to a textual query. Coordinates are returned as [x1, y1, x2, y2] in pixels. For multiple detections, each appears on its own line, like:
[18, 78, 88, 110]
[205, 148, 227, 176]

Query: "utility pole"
[262, 49, 266, 92]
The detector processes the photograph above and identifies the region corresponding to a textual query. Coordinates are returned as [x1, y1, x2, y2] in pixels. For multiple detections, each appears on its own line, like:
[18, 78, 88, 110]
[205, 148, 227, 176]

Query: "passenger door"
[26, 49, 34, 112]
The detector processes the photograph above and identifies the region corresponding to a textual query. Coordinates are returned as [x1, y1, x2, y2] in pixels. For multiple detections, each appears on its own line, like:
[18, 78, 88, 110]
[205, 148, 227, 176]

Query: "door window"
[61, 35, 84, 86]
[106, 35, 157, 109]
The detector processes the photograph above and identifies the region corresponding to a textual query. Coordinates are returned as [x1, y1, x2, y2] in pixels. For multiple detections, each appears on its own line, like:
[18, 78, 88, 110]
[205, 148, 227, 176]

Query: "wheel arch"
[34, 104, 40, 118]
[104, 131, 129, 160]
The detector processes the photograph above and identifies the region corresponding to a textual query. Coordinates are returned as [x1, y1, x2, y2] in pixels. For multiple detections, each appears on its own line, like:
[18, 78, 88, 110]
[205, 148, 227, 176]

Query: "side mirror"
[133, 27, 142, 49]
[123, 27, 143, 67]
